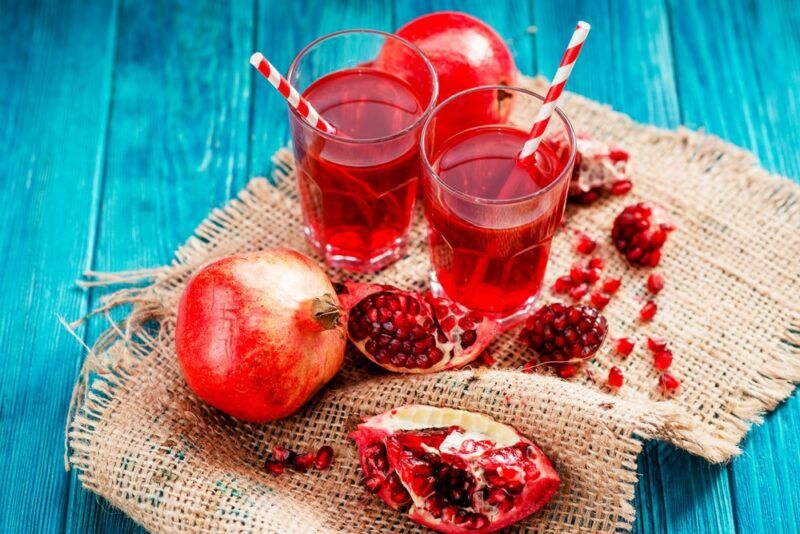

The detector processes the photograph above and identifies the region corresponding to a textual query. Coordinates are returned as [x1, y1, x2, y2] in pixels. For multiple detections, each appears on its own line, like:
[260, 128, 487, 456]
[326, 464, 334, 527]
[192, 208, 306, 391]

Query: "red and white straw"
[249, 52, 338, 135]
[517, 21, 590, 165]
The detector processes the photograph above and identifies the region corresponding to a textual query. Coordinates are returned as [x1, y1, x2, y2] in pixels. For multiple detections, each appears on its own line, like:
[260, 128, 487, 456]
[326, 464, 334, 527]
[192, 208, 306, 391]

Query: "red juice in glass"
[287, 31, 437, 272]
[421, 87, 575, 324]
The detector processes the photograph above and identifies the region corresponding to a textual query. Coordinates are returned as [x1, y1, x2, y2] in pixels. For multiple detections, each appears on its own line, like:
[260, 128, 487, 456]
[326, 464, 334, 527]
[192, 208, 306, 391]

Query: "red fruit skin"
[378, 11, 517, 141]
[175, 250, 346, 422]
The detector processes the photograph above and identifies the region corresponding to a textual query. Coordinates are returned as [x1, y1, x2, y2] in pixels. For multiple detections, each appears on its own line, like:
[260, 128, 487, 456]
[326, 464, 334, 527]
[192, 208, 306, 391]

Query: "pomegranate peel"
[337, 281, 499, 374]
[349, 405, 559, 533]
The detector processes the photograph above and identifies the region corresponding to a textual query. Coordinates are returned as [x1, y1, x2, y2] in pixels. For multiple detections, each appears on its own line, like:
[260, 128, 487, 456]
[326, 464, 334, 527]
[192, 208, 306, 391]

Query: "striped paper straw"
[517, 21, 590, 166]
[249, 52, 339, 135]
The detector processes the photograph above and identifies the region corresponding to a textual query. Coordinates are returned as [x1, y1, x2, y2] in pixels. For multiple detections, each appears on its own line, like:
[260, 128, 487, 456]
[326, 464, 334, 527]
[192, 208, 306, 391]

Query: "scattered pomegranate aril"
[602, 277, 621, 294]
[615, 337, 635, 357]
[520, 303, 608, 365]
[314, 446, 334, 470]
[639, 300, 658, 321]
[660, 372, 681, 394]
[574, 232, 597, 255]
[588, 257, 606, 270]
[653, 350, 673, 371]
[272, 445, 292, 463]
[590, 291, 611, 310]
[569, 283, 588, 301]
[607, 366, 624, 389]
[553, 275, 573, 294]
[265, 459, 285, 475]
[612, 203, 675, 267]
[350, 405, 560, 533]
[557, 363, 577, 379]
[610, 179, 633, 195]
[291, 451, 316, 472]
[478, 350, 495, 367]
[646, 337, 668, 353]
[337, 281, 500, 374]
[647, 273, 665, 294]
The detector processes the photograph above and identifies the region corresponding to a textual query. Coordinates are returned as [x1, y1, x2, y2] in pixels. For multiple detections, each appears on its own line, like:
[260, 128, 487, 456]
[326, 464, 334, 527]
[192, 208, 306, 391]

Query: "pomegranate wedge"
[350, 405, 560, 533]
[337, 282, 499, 374]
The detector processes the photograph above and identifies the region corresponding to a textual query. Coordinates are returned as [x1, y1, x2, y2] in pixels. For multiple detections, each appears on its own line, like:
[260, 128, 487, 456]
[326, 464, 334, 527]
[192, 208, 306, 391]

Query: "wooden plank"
[668, 1, 800, 532]
[534, 2, 737, 533]
[0, 0, 117, 532]
[63, 1, 256, 532]
[248, 0, 397, 178]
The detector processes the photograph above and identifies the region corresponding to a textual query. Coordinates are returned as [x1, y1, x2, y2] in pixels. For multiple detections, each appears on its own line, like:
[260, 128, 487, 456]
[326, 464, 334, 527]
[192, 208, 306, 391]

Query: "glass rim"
[420, 85, 577, 206]
[286, 28, 439, 145]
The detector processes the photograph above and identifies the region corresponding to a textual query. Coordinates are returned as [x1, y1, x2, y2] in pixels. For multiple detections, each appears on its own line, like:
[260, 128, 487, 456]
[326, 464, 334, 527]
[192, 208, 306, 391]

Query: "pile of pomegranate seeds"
[520, 303, 608, 365]
[265, 445, 334, 475]
[552, 259, 615, 307]
[612, 203, 675, 267]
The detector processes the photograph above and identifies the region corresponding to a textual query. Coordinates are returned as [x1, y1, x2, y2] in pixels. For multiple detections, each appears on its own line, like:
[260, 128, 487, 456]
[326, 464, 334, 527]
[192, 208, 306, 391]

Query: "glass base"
[428, 270, 540, 331]
[305, 226, 408, 273]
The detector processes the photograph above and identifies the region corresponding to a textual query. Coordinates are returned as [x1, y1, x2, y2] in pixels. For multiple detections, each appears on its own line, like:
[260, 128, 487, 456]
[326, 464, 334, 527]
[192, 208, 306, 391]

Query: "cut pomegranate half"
[337, 282, 500, 374]
[350, 405, 560, 533]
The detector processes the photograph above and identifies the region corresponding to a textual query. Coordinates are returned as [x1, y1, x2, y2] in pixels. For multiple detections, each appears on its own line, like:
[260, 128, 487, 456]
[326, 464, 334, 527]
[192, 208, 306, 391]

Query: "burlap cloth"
[65, 76, 800, 533]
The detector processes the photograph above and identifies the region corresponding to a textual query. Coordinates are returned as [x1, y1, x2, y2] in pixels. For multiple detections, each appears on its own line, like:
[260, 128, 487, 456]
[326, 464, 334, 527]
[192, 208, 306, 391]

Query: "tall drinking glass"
[287, 30, 438, 272]
[420, 86, 576, 325]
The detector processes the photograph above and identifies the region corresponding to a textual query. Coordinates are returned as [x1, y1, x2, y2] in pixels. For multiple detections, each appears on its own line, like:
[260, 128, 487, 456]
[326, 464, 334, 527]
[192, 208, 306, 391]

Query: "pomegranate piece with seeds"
[520, 303, 608, 365]
[612, 203, 674, 267]
[551, 132, 632, 204]
[350, 405, 559, 533]
[337, 281, 499, 374]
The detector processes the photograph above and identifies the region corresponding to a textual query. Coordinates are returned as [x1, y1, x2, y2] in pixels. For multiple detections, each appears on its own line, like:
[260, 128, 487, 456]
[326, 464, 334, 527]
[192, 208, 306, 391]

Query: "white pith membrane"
[350, 406, 560, 533]
[342, 283, 497, 374]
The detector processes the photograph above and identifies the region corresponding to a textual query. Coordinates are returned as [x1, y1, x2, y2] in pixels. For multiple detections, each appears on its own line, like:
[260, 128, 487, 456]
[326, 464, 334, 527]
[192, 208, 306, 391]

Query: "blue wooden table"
[1, 0, 798, 532]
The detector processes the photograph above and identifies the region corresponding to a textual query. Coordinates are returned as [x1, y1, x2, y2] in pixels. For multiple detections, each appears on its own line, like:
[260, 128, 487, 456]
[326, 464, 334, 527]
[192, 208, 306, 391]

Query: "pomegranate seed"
[615, 337, 635, 356]
[557, 363, 577, 378]
[265, 459, 285, 475]
[291, 451, 315, 472]
[639, 300, 657, 321]
[590, 291, 610, 309]
[314, 446, 334, 470]
[602, 277, 621, 294]
[570, 263, 586, 284]
[653, 350, 673, 371]
[609, 148, 629, 162]
[272, 445, 292, 463]
[478, 350, 495, 366]
[647, 273, 664, 294]
[588, 257, 606, 270]
[607, 366, 624, 388]
[569, 283, 588, 300]
[575, 232, 597, 255]
[585, 267, 602, 284]
[646, 337, 668, 352]
[660, 372, 680, 393]
[553, 275, 573, 294]
[610, 179, 633, 195]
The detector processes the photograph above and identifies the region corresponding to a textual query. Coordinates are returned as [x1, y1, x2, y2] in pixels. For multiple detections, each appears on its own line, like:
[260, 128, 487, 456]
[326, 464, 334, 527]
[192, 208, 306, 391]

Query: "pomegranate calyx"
[310, 293, 343, 330]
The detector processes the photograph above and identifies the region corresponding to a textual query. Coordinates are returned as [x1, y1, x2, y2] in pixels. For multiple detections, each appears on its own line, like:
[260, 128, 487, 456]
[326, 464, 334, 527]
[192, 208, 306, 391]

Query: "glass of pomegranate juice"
[287, 30, 438, 272]
[420, 86, 576, 325]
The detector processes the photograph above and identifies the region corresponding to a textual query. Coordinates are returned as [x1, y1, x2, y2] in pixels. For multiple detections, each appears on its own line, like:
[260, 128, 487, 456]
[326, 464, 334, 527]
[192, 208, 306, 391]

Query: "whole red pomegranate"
[175, 249, 345, 422]
[337, 281, 499, 374]
[350, 405, 560, 533]
[377, 12, 517, 138]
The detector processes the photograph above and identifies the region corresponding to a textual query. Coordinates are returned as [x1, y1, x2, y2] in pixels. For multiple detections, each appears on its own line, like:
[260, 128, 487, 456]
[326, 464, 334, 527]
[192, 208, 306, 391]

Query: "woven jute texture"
[66, 76, 800, 533]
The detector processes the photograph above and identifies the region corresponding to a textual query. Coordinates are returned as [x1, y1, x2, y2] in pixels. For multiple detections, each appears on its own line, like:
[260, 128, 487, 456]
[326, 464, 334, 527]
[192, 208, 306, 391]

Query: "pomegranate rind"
[349, 405, 560, 533]
[338, 282, 499, 374]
